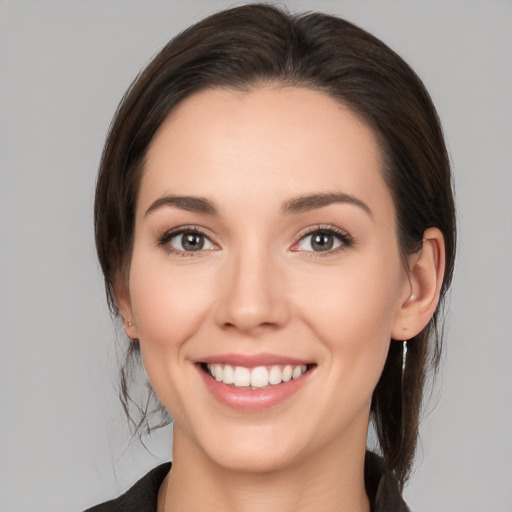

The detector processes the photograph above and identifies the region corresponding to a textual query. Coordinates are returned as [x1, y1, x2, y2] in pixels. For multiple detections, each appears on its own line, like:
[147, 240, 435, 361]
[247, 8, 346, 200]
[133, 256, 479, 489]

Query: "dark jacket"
[84, 451, 410, 512]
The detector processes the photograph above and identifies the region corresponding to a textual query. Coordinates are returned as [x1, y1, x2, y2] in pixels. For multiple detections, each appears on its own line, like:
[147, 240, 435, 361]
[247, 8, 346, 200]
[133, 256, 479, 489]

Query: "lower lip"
[197, 365, 312, 412]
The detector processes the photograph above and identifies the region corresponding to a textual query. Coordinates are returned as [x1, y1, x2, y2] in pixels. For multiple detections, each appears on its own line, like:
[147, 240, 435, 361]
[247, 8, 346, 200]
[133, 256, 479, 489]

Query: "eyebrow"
[282, 192, 373, 218]
[145, 195, 217, 217]
[144, 192, 372, 218]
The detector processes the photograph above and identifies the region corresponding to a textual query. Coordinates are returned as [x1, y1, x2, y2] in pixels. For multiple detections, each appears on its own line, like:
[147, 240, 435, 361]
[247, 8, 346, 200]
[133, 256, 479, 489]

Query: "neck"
[162, 428, 370, 512]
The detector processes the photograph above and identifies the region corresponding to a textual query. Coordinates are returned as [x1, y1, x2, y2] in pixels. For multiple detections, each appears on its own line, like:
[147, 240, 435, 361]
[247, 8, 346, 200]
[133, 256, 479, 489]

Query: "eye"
[293, 227, 351, 253]
[160, 228, 216, 254]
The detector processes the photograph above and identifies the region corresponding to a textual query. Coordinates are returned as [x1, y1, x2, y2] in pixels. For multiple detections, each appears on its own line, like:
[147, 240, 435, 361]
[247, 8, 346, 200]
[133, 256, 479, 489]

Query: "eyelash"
[157, 225, 216, 257]
[157, 224, 353, 257]
[291, 225, 354, 257]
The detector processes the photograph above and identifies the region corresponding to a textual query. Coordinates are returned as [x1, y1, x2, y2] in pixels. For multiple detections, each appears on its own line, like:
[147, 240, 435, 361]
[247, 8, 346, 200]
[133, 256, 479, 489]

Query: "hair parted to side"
[95, 3, 455, 489]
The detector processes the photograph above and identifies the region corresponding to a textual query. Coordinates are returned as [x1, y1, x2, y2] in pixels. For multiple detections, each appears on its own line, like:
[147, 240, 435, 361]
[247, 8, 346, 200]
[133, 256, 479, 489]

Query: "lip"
[195, 353, 315, 412]
[196, 352, 311, 368]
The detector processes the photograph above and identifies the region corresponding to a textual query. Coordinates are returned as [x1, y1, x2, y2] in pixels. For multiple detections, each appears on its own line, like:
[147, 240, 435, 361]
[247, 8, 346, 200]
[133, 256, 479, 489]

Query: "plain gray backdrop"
[1, 1, 511, 511]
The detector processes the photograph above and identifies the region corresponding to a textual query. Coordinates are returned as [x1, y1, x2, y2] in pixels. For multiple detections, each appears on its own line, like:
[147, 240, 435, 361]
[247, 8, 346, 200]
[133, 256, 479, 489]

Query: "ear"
[114, 277, 139, 340]
[391, 227, 446, 341]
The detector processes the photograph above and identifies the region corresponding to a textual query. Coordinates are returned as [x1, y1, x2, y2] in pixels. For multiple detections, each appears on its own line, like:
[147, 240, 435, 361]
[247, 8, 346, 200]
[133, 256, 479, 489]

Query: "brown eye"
[182, 233, 205, 251]
[295, 228, 349, 253]
[311, 232, 334, 251]
[168, 231, 214, 252]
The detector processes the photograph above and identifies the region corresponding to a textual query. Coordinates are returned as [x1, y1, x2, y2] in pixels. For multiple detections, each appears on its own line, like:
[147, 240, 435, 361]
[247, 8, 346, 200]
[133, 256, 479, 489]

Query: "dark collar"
[84, 452, 410, 511]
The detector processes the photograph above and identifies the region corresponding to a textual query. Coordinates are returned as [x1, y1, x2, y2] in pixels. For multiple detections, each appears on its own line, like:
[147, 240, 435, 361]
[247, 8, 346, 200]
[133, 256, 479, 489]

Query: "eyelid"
[290, 224, 353, 254]
[156, 223, 352, 256]
[157, 225, 219, 255]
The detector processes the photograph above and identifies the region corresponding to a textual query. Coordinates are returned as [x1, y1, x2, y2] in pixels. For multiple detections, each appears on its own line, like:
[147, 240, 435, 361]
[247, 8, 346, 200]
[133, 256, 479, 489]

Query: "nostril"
[220, 319, 281, 333]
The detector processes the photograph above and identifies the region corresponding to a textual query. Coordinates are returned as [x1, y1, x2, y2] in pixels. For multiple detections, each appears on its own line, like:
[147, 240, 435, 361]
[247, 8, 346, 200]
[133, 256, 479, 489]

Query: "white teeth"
[282, 365, 293, 382]
[206, 363, 308, 388]
[292, 365, 307, 379]
[250, 366, 269, 387]
[268, 365, 282, 385]
[222, 364, 234, 384]
[213, 365, 223, 381]
[233, 366, 251, 387]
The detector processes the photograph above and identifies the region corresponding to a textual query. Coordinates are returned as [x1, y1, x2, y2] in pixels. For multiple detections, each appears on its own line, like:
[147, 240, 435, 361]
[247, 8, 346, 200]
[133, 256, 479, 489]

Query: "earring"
[401, 340, 408, 389]
[400, 340, 409, 441]
[127, 319, 134, 328]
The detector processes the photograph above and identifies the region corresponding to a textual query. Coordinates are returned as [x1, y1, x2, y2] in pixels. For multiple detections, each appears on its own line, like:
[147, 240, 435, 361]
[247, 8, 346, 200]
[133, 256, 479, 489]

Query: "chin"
[188, 419, 317, 475]
[207, 444, 301, 474]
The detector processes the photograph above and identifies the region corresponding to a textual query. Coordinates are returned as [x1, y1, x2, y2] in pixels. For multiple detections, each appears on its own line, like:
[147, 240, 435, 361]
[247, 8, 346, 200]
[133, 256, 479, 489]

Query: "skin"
[117, 86, 445, 512]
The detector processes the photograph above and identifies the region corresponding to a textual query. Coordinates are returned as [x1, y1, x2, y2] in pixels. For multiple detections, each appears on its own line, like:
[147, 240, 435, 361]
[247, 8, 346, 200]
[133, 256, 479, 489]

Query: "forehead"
[140, 86, 391, 217]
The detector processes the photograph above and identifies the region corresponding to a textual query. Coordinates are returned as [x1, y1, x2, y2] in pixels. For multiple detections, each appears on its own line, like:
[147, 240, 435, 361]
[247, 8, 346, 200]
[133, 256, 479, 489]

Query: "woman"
[87, 4, 455, 511]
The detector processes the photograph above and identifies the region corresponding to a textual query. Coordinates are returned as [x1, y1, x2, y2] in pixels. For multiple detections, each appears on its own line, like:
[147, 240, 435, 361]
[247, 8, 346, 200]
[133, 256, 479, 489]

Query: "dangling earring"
[401, 339, 408, 389]
[400, 339, 409, 443]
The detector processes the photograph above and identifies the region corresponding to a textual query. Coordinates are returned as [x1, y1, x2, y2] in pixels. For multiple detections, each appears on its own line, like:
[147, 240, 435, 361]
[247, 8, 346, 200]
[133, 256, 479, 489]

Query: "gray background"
[1, 1, 511, 511]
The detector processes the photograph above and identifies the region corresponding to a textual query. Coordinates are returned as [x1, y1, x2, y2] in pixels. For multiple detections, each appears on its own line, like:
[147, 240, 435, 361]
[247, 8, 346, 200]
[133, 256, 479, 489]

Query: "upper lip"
[195, 352, 313, 368]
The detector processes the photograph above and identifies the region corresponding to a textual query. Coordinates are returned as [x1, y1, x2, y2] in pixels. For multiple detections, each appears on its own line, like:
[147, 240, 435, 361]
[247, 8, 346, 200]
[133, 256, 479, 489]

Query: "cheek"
[297, 253, 403, 378]
[128, 249, 214, 356]
[126, 249, 219, 419]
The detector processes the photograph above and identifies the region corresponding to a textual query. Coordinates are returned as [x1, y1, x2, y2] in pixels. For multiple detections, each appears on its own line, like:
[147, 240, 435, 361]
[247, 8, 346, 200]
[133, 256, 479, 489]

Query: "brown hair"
[95, 3, 455, 488]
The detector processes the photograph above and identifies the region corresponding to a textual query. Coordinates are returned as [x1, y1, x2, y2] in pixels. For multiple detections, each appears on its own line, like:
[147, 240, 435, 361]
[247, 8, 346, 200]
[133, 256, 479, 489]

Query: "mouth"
[200, 362, 313, 389]
[195, 356, 316, 411]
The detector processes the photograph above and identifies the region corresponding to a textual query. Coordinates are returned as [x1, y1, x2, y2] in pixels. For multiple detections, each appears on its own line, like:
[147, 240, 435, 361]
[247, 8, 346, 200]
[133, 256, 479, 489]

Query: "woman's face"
[121, 86, 412, 472]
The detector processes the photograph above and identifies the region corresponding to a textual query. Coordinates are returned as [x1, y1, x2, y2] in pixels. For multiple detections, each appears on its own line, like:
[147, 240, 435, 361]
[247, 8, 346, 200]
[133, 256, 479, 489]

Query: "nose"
[214, 246, 290, 335]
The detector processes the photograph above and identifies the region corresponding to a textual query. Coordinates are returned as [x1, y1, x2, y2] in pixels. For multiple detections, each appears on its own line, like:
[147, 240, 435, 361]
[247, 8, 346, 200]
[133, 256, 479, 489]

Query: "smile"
[197, 355, 315, 411]
[206, 363, 308, 388]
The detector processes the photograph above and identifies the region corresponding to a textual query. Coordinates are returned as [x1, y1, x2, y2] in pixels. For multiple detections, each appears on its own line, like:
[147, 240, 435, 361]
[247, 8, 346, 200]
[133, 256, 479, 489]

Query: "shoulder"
[83, 463, 171, 512]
